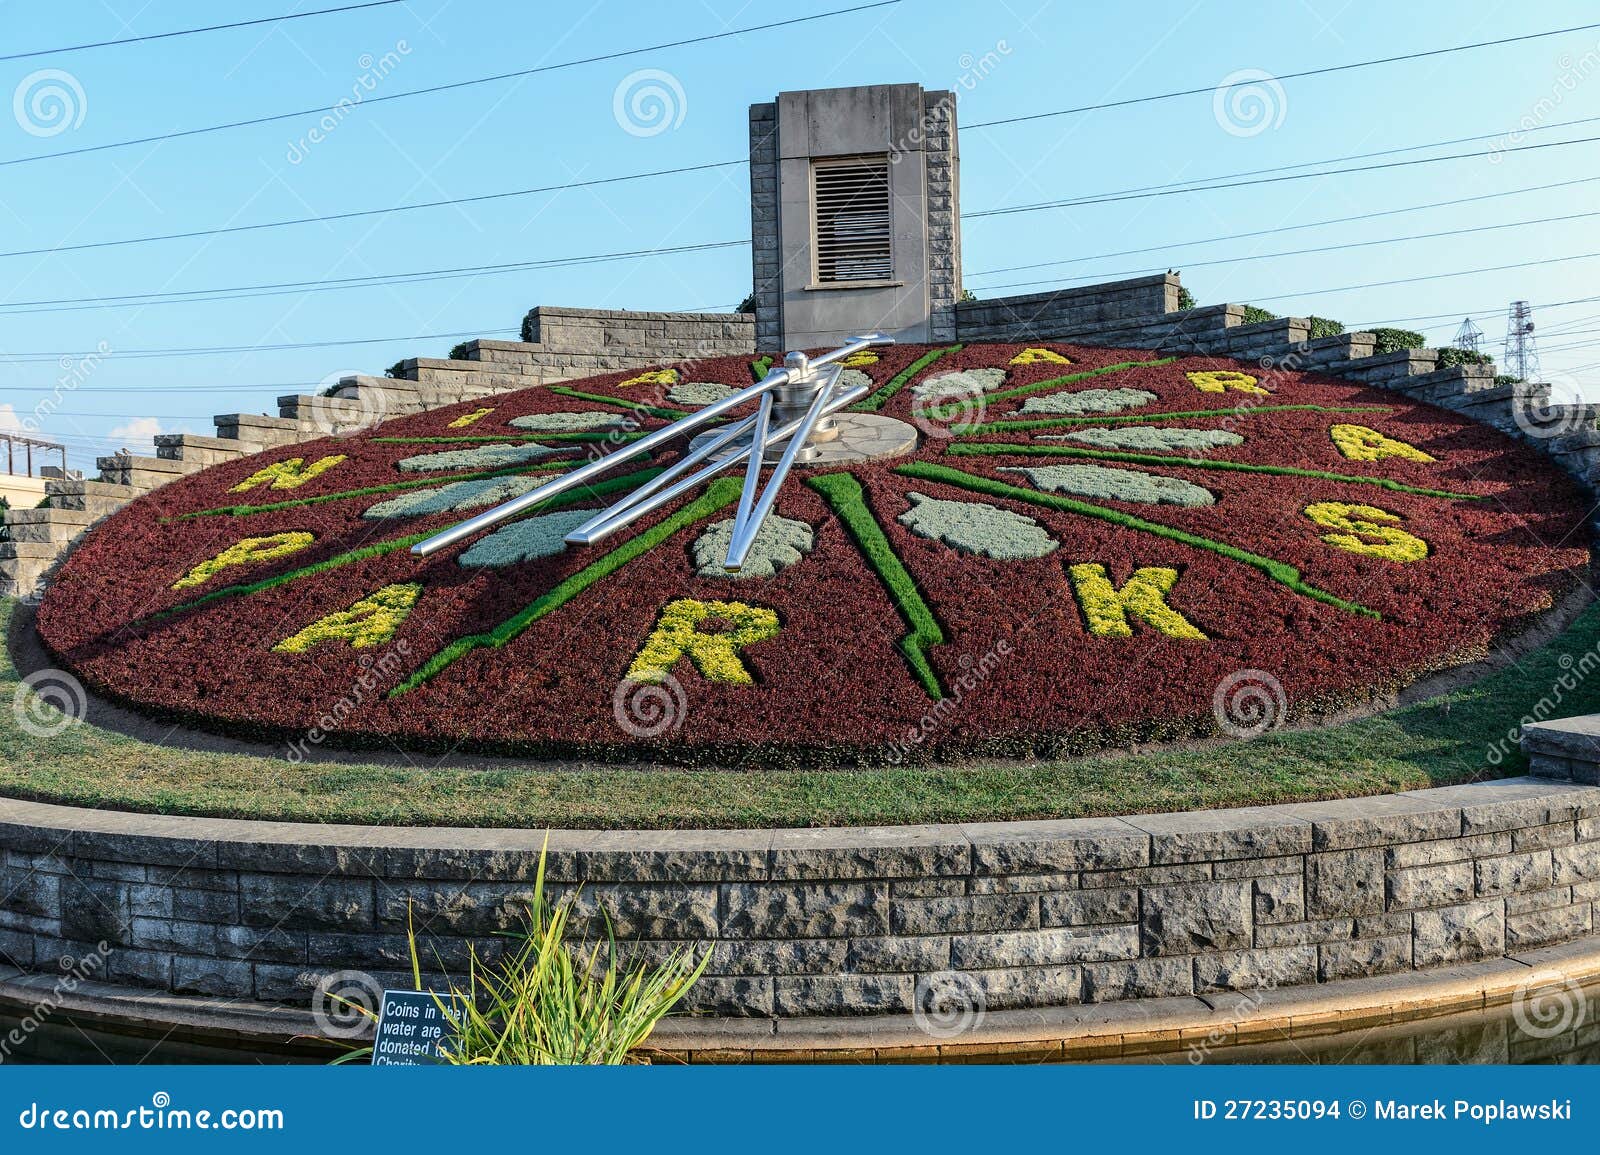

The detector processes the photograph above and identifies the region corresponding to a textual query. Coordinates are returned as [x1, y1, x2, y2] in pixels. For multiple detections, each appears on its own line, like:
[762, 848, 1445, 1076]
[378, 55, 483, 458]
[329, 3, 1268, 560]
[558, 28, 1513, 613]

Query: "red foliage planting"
[35, 343, 1592, 767]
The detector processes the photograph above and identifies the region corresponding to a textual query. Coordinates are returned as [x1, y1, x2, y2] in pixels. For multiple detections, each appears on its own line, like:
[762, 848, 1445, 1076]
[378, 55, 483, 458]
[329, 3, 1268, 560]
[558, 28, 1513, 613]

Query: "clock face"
[36, 342, 1591, 766]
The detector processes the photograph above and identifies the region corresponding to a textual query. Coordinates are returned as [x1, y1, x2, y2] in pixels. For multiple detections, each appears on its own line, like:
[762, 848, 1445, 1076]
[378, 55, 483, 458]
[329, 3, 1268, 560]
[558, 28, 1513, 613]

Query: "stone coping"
[5, 777, 1596, 1023]
[4, 776, 1597, 880]
[6, 936, 1595, 1065]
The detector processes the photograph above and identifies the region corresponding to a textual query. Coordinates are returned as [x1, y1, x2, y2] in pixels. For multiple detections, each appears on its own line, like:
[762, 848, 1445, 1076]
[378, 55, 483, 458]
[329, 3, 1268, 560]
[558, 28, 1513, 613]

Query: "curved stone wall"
[2, 778, 1596, 1019]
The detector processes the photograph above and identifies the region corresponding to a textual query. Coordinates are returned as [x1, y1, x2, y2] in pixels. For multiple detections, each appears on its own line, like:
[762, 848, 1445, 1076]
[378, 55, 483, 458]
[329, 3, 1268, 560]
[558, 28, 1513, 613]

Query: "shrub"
[1437, 347, 1493, 369]
[1238, 305, 1278, 326]
[1496, 374, 1524, 387]
[448, 342, 472, 362]
[1308, 316, 1345, 340]
[336, 845, 708, 1065]
[382, 361, 407, 380]
[1176, 285, 1197, 310]
[735, 293, 757, 314]
[0, 496, 9, 543]
[1371, 327, 1426, 356]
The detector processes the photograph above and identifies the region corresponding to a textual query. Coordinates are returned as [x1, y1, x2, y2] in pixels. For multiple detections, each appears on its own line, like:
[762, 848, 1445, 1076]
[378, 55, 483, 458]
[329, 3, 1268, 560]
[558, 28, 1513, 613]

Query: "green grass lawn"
[1, 595, 1584, 829]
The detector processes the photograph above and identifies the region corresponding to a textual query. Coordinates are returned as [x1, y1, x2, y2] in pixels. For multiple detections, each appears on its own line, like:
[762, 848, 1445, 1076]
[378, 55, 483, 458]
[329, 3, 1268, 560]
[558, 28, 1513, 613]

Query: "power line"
[9, 114, 1598, 262]
[0, 1, 901, 168]
[963, 21, 1600, 131]
[969, 114, 1600, 221]
[966, 208, 1600, 296]
[973, 251, 1600, 312]
[14, 253, 1600, 365]
[0, 239, 749, 314]
[16, 203, 1600, 318]
[965, 133, 1600, 220]
[1245, 252, 1600, 308]
[4, 381, 321, 394]
[0, 1, 408, 62]
[1, 143, 1591, 319]
[0, 328, 517, 364]
[966, 179, 1600, 279]
[1351, 295, 1600, 329]
[0, 160, 749, 261]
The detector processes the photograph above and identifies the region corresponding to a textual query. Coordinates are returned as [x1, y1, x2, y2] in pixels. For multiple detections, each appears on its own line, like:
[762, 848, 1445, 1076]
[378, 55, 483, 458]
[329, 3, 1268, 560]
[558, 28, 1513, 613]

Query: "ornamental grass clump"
[347, 847, 709, 1065]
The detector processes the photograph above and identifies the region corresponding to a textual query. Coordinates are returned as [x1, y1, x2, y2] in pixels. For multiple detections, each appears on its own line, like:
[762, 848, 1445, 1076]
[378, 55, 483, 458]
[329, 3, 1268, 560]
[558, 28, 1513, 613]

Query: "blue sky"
[3, 0, 1599, 469]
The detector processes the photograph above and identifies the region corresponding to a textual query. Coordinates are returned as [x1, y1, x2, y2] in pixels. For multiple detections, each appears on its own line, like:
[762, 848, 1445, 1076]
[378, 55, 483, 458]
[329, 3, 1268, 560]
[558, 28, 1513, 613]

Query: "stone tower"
[748, 83, 961, 351]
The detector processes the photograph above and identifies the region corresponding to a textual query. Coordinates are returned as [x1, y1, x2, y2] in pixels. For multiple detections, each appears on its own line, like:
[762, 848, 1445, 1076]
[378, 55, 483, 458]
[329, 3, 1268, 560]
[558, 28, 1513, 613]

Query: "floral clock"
[36, 343, 1591, 765]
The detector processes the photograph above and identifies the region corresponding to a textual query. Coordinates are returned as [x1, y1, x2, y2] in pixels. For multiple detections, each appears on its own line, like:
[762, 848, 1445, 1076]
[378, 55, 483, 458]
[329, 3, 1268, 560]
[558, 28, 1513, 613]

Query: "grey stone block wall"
[749, 102, 782, 351]
[3, 779, 1597, 1019]
[922, 91, 960, 344]
[955, 275, 1180, 342]
[512, 306, 756, 365]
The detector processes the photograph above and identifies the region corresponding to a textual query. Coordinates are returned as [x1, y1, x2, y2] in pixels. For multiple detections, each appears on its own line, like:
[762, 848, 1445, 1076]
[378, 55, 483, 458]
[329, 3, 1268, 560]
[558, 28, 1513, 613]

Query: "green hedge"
[1437, 347, 1493, 369]
[1370, 327, 1426, 356]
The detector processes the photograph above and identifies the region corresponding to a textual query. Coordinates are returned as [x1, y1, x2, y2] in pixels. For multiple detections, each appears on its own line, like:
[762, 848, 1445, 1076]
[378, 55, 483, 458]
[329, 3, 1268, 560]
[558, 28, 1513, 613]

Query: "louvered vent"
[812, 158, 892, 284]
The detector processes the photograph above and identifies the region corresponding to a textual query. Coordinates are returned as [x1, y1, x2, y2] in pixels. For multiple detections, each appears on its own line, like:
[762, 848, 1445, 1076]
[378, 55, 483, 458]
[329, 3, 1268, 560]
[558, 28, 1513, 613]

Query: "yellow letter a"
[1329, 424, 1435, 463]
[1185, 370, 1270, 397]
[1010, 347, 1072, 366]
[171, 533, 315, 590]
[229, 455, 347, 493]
[273, 583, 423, 653]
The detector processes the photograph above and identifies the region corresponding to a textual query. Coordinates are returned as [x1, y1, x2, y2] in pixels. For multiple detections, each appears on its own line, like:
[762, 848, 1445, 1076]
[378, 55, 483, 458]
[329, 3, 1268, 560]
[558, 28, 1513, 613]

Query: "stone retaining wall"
[954, 275, 1181, 342]
[2, 779, 1597, 1019]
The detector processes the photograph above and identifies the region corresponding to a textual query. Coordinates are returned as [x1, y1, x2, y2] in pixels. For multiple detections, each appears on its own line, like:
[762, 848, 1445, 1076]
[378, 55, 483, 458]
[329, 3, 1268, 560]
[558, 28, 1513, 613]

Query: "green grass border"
[151, 469, 663, 622]
[177, 461, 577, 519]
[946, 442, 1481, 501]
[958, 403, 1393, 436]
[897, 461, 1379, 619]
[975, 357, 1177, 408]
[371, 432, 648, 446]
[854, 345, 962, 412]
[547, 386, 688, 420]
[390, 477, 743, 695]
[7, 586, 1593, 826]
[809, 472, 946, 699]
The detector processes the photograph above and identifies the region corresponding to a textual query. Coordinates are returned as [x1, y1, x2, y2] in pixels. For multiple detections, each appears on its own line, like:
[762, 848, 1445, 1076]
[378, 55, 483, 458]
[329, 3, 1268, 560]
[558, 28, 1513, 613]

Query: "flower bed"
[34, 343, 1591, 766]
